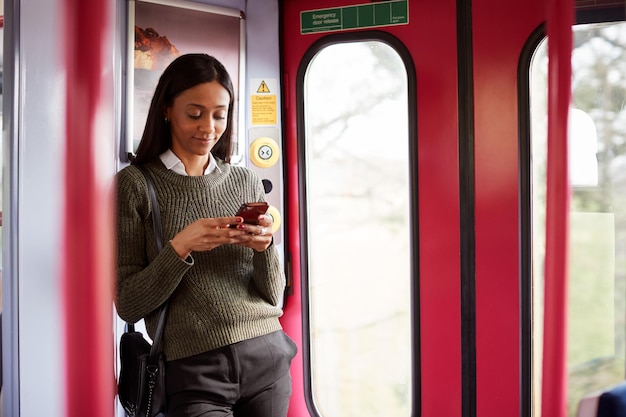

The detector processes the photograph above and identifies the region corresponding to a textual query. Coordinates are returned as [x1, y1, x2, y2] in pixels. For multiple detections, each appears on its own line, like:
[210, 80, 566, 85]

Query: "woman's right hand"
[169, 216, 247, 259]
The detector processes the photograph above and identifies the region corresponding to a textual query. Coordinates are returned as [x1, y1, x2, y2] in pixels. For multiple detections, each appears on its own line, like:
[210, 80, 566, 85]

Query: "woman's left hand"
[233, 214, 274, 251]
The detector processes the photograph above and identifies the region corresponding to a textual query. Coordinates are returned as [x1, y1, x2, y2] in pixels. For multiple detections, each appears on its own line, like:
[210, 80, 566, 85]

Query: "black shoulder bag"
[118, 165, 168, 417]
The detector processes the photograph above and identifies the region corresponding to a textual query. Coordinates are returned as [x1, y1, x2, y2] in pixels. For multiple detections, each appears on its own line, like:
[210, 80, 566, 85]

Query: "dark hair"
[132, 53, 235, 165]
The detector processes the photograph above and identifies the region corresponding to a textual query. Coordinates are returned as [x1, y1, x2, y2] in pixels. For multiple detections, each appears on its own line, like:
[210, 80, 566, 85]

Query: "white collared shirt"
[159, 149, 219, 176]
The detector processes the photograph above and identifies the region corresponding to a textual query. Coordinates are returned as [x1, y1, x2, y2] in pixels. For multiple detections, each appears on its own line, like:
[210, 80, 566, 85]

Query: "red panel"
[472, 1, 545, 416]
[409, 3, 462, 416]
[281, 1, 462, 416]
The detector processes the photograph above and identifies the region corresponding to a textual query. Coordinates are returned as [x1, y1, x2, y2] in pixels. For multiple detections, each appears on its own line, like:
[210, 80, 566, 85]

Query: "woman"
[116, 53, 296, 417]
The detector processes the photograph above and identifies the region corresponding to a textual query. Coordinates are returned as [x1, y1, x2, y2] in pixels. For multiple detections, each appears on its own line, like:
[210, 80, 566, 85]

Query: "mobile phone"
[235, 202, 269, 225]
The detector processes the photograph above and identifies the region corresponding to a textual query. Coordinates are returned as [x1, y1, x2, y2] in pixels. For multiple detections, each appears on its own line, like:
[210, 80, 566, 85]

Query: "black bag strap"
[134, 164, 168, 362]
[138, 165, 164, 252]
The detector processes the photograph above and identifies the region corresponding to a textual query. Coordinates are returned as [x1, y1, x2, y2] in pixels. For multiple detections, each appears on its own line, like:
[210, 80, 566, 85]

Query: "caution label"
[250, 78, 277, 126]
[257, 80, 271, 93]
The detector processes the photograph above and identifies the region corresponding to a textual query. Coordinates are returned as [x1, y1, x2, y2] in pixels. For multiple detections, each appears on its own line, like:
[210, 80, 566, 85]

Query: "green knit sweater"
[115, 159, 285, 361]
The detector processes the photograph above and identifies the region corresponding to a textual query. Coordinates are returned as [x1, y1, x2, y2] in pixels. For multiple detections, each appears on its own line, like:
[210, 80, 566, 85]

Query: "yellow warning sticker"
[257, 80, 270, 93]
[251, 95, 277, 125]
[250, 78, 277, 126]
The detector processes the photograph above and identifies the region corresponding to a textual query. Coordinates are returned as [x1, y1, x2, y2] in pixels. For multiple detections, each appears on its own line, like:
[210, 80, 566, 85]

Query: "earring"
[164, 117, 169, 123]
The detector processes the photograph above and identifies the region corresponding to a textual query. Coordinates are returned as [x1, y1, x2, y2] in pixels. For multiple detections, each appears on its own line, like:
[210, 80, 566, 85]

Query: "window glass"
[531, 21, 626, 417]
[303, 41, 412, 417]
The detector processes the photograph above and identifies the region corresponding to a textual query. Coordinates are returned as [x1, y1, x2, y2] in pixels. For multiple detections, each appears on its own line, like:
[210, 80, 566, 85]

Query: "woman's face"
[165, 81, 230, 161]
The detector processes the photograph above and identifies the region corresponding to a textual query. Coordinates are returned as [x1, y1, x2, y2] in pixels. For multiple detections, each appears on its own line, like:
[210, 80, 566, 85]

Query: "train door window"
[302, 41, 412, 416]
[530, 20, 626, 417]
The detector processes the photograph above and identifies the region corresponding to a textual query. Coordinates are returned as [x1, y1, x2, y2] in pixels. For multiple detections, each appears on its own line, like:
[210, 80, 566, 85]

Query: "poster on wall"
[127, 0, 243, 156]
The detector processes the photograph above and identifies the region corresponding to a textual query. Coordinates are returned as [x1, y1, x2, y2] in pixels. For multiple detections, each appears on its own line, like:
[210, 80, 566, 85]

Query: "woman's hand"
[169, 216, 247, 259]
[232, 214, 275, 252]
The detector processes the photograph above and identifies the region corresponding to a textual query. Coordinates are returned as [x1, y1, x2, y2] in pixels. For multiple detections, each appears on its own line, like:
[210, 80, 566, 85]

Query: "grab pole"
[541, 0, 573, 416]
[62, 0, 115, 416]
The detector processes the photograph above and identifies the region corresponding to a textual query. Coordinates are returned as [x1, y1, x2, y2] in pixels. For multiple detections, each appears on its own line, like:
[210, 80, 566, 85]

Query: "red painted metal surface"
[472, 1, 544, 416]
[281, 1, 462, 415]
[409, 2, 462, 415]
[62, 0, 115, 415]
[542, 0, 573, 416]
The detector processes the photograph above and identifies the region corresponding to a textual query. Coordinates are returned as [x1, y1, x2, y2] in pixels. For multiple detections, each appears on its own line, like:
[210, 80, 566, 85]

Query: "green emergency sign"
[300, 0, 408, 34]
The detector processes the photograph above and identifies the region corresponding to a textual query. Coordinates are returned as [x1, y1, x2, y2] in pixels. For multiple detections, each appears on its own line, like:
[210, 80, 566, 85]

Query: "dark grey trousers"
[165, 330, 297, 417]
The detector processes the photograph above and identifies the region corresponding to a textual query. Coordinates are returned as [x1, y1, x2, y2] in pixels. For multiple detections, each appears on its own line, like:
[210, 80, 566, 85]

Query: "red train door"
[279, 1, 545, 417]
